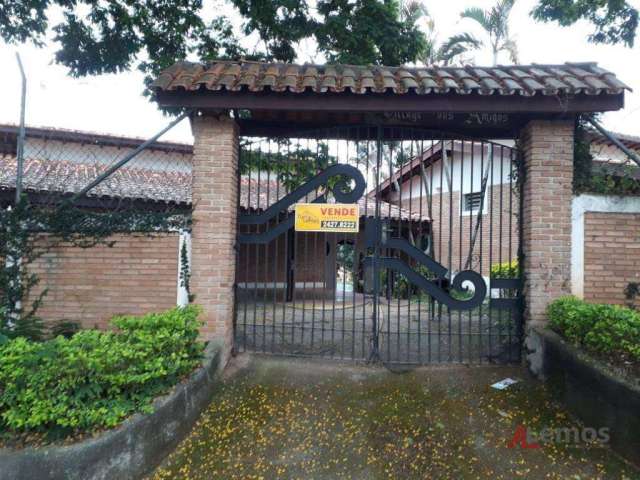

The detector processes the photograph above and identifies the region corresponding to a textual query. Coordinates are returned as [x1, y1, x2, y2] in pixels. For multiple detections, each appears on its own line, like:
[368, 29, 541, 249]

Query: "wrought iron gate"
[234, 126, 523, 364]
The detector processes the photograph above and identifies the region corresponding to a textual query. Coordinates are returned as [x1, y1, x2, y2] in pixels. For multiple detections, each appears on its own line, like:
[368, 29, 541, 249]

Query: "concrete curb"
[528, 328, 640, 466]
[0, 340, 223, 480]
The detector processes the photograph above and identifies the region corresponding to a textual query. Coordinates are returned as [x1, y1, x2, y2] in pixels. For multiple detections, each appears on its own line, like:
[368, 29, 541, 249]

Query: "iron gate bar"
[238, 163, 366, 244]
[234, 124, 523, 364]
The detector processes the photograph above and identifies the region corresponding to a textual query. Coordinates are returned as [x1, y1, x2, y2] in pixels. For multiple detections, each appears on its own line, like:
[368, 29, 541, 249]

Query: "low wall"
[0, 341, 222, 480]
[572, 194, 640, 307]
[527, 328, 640, 465]
[583, 211, 640, 307]
[30, 233, 180, 329]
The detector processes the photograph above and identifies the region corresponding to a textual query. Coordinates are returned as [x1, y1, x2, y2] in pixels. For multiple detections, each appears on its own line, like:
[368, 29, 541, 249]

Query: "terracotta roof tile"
[239, 176, 427, 221]
[152, 60, 630, 97]
[0, 155, 425, 221]
[0, 155, 191, 205]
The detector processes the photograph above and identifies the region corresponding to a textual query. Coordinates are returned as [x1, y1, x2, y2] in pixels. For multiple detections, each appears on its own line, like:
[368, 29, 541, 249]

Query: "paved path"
[150, 356, 637, 480]
[235, 299, 520, 363]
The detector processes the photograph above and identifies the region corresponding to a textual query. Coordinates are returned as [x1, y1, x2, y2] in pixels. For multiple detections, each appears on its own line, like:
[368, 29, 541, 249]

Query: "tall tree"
[230, 0, 313, 62]
[0, 0, 430, 88]
[532, 0, 639, 47]
[0, 0, 246, 78]
[313, 0, 428, 65]
[421, 20, 483, 65]
[460, 0, 519, 65]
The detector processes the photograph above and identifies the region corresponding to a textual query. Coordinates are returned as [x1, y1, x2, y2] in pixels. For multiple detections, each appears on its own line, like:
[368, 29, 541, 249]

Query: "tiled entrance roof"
[152, 60, 629, 97]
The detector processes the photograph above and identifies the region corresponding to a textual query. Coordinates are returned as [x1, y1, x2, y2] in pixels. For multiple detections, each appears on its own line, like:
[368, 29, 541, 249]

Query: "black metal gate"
[234, 126, 523, 364]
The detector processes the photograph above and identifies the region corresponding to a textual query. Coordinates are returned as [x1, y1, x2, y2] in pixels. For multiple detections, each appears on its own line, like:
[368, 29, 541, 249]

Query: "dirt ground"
[150, 356, 638, 480]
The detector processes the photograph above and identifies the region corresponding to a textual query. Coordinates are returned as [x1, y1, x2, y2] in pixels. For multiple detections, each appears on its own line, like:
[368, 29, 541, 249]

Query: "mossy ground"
[151, 356, 638, 479]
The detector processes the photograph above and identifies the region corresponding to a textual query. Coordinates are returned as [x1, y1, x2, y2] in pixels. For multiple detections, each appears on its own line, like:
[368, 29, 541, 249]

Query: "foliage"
[389, 264, 436, 300]
[490, 260, 519, 279]
[2, 0, 431, 89]
[573, 116, 596, 194]
[0, 0, 245, 80]
[490, 260, 520, 298]
[230, 0, 312, 62]
[5, 0, 637, 89]
[624, 282, 640, 310]
[336, 242, 356, 273]
[460, 0, 519, 64]
[548, 296, 640, 365]
[573, 116, 640, 196]
[49, 319, 82, 339]
[532, 0, 639, 47]
[0, 198, 188, 341]
[179, 237, 194, 303]
[0, 306, 203, 438]
[425, 32, 482, 66]
[314, 0, 428, 66]
[240, 140, 336, 191]
[585, 169, 640, 196]
[547, 296, 598, 343]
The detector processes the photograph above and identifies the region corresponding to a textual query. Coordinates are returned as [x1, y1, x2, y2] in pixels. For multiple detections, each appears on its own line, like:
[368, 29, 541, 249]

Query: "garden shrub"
[490, 260, 518, 279]
[490, 260, 519, 298]
[0, 305, 203, 438]
[547, 296, 598, 344]
[548, 297, 640, 365]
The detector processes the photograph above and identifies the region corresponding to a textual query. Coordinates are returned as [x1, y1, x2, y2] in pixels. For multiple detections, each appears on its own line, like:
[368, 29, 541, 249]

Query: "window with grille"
[463, 191, 484, 213]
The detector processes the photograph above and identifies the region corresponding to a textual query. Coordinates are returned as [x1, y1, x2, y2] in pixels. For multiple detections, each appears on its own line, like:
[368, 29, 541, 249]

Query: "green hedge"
[548, 297, 640, 364]
[490, 260, 518, 279]
[0, 306, 203, 437]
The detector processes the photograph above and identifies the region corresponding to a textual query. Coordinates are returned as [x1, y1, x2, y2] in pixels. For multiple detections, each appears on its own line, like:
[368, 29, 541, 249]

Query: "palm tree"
[460, 0, 519, 65]
[400, 0, 429, 26]
[400, 1, 482, 66]
[425, 29, 482, 66]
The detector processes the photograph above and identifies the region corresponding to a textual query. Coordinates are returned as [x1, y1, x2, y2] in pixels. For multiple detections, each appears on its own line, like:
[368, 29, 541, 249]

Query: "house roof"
[241, 177, 428, 222]
[375, 140, 515, 197]
[0, 155, 192, 205]
[0, 123, 193, 154]
[0, 155, 426, 221]
[588, 129, 640, 151]
[152, 61, 629, 97]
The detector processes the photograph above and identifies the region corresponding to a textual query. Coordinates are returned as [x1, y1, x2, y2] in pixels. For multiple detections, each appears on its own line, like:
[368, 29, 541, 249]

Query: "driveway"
[150, 356, 637, 479]
[235, 298, 520, 364]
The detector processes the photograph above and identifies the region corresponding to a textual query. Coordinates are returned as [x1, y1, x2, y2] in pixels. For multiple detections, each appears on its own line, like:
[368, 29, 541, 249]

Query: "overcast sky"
[0, 0, 638, 143]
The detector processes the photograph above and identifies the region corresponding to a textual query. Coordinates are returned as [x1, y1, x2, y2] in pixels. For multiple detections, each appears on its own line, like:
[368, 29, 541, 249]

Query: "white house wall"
[387, 150, 514, 203]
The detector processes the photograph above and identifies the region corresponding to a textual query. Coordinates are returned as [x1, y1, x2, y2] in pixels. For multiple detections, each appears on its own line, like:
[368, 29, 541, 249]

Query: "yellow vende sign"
[295, 203, 359, 233]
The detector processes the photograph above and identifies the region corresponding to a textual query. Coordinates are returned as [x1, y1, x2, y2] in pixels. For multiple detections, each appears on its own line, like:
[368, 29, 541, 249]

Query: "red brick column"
[190, 113, 239, 361]
[520, 120, 574, 327]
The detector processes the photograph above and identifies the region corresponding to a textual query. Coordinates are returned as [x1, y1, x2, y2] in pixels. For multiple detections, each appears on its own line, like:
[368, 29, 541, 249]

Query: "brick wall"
[520, 120, 574, 326]
[418, 185, 519, 277]
[583, 211, 640, 307]
[30, 233, 179, 329]
[190, 114, 239, 359]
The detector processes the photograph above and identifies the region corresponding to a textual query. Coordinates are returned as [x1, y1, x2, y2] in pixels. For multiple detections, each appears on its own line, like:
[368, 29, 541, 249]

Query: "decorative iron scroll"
[364, 218, 487, 310]
[238, 164, 366, 245]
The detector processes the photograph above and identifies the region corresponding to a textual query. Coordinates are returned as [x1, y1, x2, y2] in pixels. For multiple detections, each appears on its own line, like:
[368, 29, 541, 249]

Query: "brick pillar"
[520, 119, 574, 327]
[190, 113, 239, 361]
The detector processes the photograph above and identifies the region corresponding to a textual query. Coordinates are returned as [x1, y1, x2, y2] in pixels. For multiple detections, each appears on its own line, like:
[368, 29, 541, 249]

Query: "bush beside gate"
[0, 306, 203, 439]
